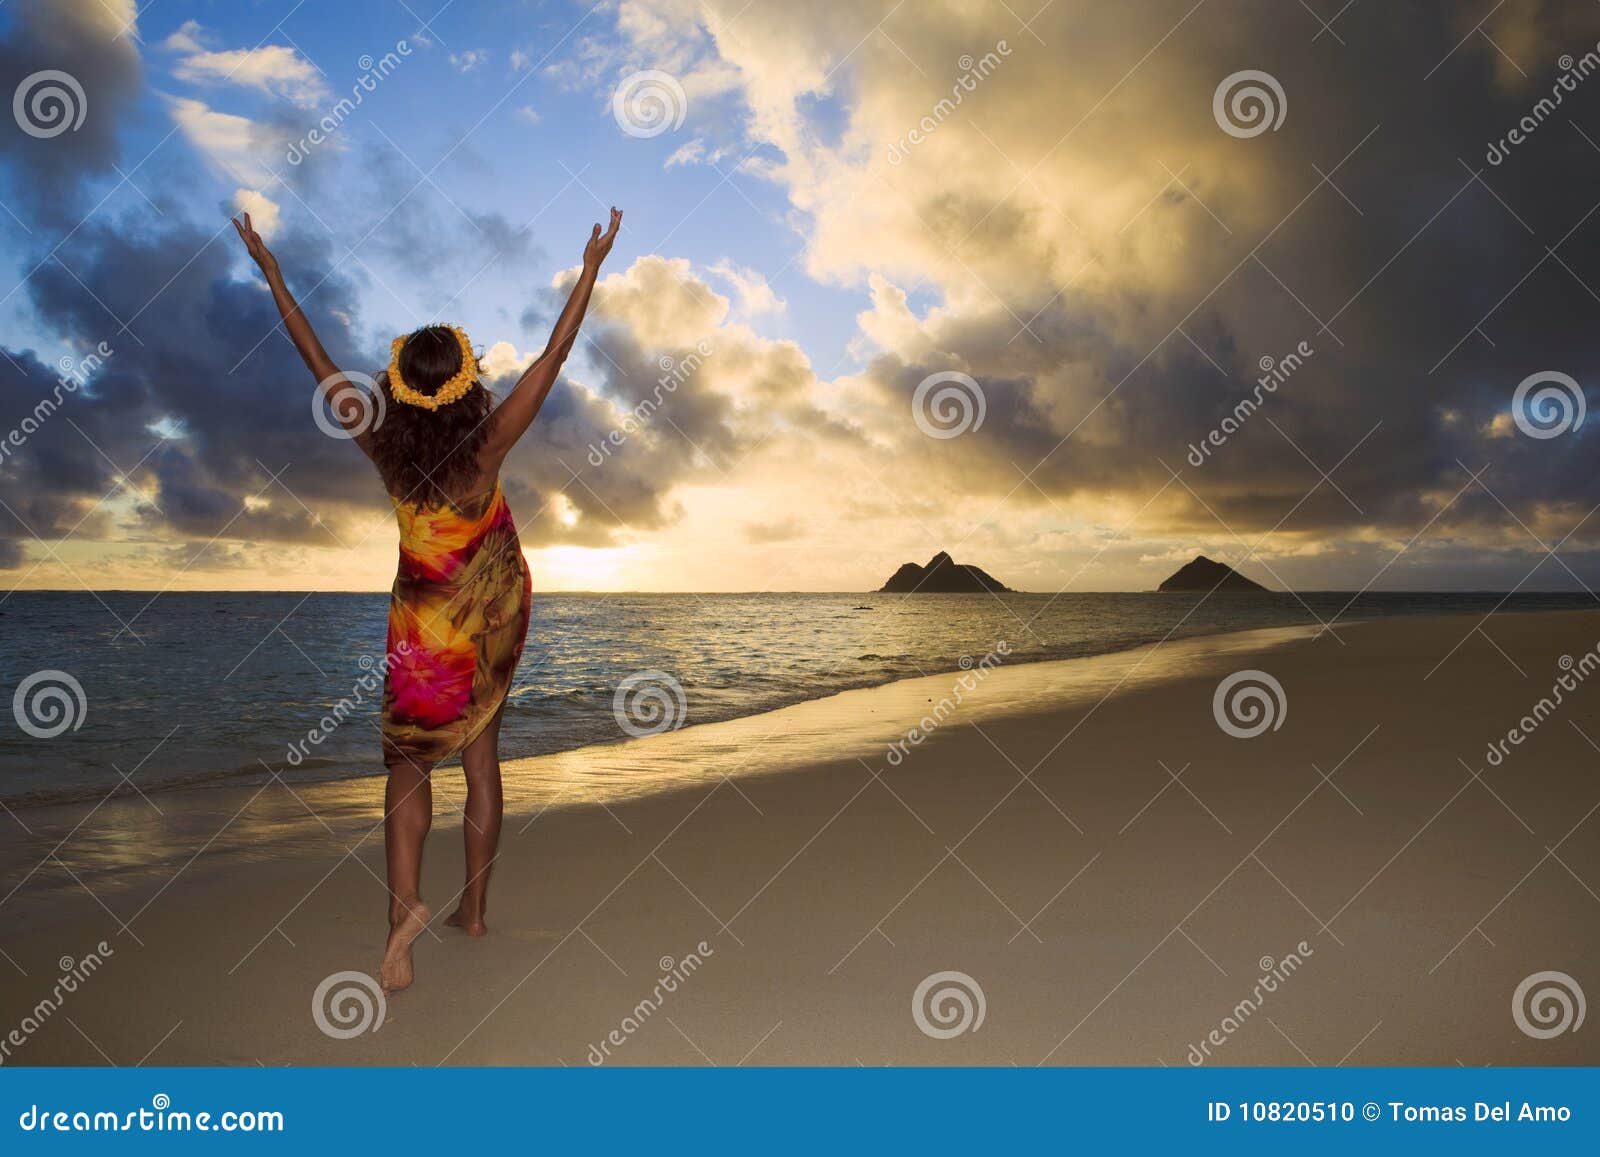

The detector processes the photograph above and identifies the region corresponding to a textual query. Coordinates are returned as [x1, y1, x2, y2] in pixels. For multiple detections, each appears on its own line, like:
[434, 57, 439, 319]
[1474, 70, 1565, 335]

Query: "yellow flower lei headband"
[387, 325, 479, 410]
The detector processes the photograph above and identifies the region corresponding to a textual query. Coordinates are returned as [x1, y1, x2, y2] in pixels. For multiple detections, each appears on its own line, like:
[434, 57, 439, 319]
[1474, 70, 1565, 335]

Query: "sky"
[0, 0, 1598, 593]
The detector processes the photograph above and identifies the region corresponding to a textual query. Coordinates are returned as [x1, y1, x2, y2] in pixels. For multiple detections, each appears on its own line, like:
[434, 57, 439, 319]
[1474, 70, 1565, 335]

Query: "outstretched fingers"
[230, 212, 262, 256]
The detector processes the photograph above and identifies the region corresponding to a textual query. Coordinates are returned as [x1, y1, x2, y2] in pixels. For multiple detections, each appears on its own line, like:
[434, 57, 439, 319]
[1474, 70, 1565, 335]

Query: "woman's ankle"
[388, 893, 424, 926]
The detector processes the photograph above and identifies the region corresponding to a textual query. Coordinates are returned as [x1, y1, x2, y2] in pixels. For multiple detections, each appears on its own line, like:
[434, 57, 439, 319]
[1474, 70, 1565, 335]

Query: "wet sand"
[2, 609, 1598, 1066]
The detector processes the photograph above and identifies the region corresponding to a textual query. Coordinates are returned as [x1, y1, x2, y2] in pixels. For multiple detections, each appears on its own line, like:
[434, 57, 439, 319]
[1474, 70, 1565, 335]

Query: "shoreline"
[2, 611, 1292, 812]
[0, 618, 1325, 921]
[3, 592, 1587, 809]
[1, 603, 1586, 891]
[3, 607, 1598, 1066]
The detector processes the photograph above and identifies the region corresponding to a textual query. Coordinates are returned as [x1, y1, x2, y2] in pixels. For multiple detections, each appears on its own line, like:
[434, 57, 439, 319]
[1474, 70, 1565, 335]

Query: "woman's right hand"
[583, 207, 623, 271]
[230, 212, 279, 277]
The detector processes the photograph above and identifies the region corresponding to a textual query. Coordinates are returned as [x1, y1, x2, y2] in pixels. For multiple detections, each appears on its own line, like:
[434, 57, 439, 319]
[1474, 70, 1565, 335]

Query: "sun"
[529, 545, 645, 591]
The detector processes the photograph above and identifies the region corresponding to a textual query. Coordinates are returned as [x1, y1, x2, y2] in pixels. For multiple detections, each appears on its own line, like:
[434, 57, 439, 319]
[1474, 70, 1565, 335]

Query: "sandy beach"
[3, 608, 1598, 1067]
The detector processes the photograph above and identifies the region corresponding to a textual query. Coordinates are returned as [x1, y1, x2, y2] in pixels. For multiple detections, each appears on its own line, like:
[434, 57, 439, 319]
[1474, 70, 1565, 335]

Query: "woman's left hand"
[583, 207, 623, 271]
[230, 212, 279, 277]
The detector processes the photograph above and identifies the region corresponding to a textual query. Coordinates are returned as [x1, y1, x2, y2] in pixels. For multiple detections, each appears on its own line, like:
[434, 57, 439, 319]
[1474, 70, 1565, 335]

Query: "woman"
[231, 206, 623, 992]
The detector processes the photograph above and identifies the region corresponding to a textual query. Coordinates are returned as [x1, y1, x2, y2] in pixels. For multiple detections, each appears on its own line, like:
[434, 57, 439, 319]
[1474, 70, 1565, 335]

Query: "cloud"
[665, 138, 706, 167]
[161, 20, 209, 53]
[449, 50, 487, 73]
[480, 340, 539, 380]
[8, 0, 1600, 591]
[0, 2, 791, 579]
[165, 95, 286, 186]
[0, 216, 841, 577]
[353, 144, 539, 284]
[230, 189, 281, 237]
[743, 515, 803, 543]
[578, 255, 730, 346]
[0, 0, 144, 226]
[708, 261, 785, 316]
[169, 33, 329, 109]
[586, 0, 1600, 588]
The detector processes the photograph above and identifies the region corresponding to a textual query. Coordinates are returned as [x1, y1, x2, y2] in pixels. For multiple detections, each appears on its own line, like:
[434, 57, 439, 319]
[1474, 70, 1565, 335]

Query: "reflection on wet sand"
[1, 624, 1314, 924]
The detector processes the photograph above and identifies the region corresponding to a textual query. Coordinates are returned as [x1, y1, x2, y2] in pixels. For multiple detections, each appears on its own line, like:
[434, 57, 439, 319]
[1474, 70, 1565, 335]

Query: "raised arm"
[231, 213, 372, 451]
[481, 208, 622, 467]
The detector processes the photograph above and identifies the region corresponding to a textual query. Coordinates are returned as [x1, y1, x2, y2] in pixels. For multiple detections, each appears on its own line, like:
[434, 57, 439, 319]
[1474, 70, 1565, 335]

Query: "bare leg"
[447, 707, 504, 936]
[381, 754, 433, 992]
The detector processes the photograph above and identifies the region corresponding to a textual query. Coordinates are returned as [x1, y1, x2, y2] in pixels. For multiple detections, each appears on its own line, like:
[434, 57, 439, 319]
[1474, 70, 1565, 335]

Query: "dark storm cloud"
[0, 0, 142, 227]
[486, 305, 749, 546]
[0, 225, 768, 571]
[8, 0, 1600, 589]
[0, 216, 378, 565]
[857, 0, 1600, 572]
[0, 209, 750, 567]
[0, 0, 764, 571]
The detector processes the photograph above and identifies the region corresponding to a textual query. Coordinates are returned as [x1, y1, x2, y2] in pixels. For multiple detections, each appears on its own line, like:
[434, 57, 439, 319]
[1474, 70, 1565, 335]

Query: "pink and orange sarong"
[381, 481, 531, 766]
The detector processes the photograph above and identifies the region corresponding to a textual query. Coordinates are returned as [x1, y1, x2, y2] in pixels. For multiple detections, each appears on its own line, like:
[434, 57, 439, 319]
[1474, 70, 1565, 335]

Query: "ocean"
[0, 589, 1592, 805]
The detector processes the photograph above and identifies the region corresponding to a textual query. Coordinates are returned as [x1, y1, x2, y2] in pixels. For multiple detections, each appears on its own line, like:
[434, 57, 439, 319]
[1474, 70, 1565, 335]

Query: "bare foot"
[445, 907, 487, 937]
[380, 898, 430, 993]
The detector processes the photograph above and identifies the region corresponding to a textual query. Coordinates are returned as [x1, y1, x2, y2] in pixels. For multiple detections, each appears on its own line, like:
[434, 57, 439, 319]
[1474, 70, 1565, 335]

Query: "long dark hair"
[372, 325, 493, 507]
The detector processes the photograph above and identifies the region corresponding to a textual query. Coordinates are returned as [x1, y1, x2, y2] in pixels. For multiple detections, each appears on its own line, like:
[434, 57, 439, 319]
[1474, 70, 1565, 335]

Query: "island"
[1158, 554, 1268, 593]
[878, 551, 1013, 593]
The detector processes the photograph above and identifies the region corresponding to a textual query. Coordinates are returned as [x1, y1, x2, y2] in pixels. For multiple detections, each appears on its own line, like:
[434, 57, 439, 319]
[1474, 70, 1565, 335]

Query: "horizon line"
[3, 587, 1596, 597]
